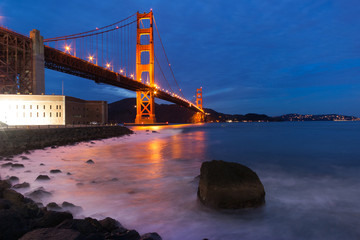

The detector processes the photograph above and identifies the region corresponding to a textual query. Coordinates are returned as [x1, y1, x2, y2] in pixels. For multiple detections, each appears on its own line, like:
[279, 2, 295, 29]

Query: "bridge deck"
[44, 46, 203, 113]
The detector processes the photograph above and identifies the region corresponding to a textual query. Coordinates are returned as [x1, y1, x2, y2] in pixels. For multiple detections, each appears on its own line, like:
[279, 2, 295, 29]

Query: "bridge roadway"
[44, 46, 203, 113]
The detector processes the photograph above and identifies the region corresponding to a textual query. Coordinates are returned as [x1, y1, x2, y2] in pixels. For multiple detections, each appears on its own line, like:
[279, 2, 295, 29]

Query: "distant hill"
[108, 98, 360, 123]
[108, 98, 196, 123]
[108, 98, 279, 123]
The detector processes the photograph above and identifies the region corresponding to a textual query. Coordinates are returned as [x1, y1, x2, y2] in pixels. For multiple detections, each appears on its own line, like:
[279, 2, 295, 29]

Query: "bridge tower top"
[196, 87, 203, 110]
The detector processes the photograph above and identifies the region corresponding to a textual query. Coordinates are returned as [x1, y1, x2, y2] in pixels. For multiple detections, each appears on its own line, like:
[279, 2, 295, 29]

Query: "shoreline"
[0, 179, 161, 240]
[0, 126, 163, 240]
[0, 126, 133, 157]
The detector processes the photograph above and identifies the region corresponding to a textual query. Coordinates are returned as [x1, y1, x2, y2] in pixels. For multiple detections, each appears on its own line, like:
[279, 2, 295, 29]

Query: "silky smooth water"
[1, 122, 360, 240]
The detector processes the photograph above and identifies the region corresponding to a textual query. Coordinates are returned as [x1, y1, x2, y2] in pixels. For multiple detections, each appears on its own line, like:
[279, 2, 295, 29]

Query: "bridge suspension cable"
[153, 15, 185, 99]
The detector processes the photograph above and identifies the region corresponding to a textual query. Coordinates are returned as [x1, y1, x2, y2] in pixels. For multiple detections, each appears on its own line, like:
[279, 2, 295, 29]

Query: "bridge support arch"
[135, 11, 156, 124]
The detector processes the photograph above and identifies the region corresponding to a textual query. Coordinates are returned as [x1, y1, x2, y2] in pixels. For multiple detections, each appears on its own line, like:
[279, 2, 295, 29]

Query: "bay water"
[2, 122, 360, 239]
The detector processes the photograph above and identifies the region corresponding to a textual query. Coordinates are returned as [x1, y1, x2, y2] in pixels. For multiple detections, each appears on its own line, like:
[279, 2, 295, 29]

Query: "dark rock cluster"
[0, 180, 162, 240]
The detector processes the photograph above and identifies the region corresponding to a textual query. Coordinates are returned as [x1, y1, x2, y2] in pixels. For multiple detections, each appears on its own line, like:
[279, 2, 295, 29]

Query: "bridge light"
[64, 45, 71, 53]
[120, 69, 123, 73]
[130, 74, 134, 79]
[154, 91, 157, 94]
[106, 63, 111, 68]
[88, 55, 94, 62]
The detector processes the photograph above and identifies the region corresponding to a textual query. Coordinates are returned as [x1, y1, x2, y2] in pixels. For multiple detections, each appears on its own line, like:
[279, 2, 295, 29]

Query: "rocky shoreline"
[0, 127, 164, 240]
[0, 179, 161, 240]
[0, 126, 133, 157]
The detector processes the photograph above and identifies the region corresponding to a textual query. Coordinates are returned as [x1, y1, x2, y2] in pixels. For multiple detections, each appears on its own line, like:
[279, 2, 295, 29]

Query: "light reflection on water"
[1, 122, 360, 240]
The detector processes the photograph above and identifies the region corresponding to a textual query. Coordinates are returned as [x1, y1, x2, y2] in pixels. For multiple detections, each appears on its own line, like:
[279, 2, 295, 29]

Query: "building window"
[50, 112, 52, 117]
[37, 112, 39, 117]
[23, 105, 25, 109]
[30, 105, 32, 110]
[56, 105, 58, 110]
[30, 112, 32, 117]
[43, 105, 45, 109]
[43, 112, 45, 117]
[50, 105, 52, 110]
[59, 112, 61, 117]
[56, 112, 58, 117]
[59, 105, 61, 110]
[37, 105, 39, 109]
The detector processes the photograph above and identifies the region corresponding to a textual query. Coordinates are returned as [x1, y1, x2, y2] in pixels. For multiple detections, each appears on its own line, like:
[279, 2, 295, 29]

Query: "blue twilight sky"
[1, 0, 360, 116]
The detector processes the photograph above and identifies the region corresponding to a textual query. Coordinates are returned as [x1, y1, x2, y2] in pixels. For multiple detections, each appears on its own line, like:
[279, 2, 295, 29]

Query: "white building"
[0, 94, 107, 126]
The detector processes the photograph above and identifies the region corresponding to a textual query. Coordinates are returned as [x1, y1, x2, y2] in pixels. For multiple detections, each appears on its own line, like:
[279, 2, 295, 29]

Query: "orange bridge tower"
[135, 11, 156, 124]
[195, 87, 205, 122]
[196, 87, 203, 109]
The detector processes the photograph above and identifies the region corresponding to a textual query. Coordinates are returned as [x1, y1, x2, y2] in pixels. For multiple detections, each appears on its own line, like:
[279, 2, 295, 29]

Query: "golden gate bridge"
[0, 11, 204, 124]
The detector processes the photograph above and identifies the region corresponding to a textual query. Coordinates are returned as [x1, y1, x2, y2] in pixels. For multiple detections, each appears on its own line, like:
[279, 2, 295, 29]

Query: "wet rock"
[76, 183, 84, 186]
[12, 163, 25, 168]
[99, 217, 126, 233]
[0, 209, 28, 240]
[86, 159, 95, 164]
[198, 160, 265, 209]
[3, 188, 25, 206]
[19, 228, 82, 240]
[50, 169, 62, 174]
[13, 182, 30, 189]
[7, 176, 19, 183]
[35, 202, 44, 208]
[62, 201, 83, 215]
[90, 141, 95, 144]
[51, 145, 58, 149]
[140, 232, 162, 240]
[1, 162, 13, 168]
[40, 163, 45, 166]
[152, 131, 158, 133]
[47, 202, 62, 211]
[0, 199, 12, 210]
[33, 210, 73, 228]
[26, 187, 52, 201]
[20, 156, 29, 160]
[35, 174, 50, 181]
[24, 170, 31, 173]
[67, 172, 72, 175]
[112, 230, 141, 240]
[0, 179, 12, 190]
[57, 219, 100, 235]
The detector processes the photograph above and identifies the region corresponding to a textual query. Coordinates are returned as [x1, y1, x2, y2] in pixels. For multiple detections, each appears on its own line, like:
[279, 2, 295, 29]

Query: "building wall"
[0, 94, 65, 125]
[64, 97, 107, 125]
[0, 94, 107, 126]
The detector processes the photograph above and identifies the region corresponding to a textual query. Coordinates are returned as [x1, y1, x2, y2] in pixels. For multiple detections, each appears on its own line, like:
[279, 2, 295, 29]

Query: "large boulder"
[197, 160, 265, 209]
